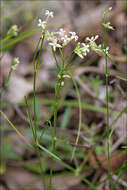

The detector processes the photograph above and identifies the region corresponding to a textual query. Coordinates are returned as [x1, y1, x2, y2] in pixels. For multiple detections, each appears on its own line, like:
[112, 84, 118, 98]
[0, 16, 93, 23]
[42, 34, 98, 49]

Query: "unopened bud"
[7, 25, 18, 37]
[61, 81, 64, 87]
[11, 57, 19, 70]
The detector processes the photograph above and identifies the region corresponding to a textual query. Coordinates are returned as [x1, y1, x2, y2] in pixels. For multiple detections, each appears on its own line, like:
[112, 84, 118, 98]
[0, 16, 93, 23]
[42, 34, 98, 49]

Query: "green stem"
[0, 68, 13, 97]
[25, 97, 46, 189]
[49, 73, 61, 189]
[49, 48, 65, 188]
[0, 34, 12, 44]
[104, 26, 112, 187]
[53, 77, 61, 149]
[33, 35, 44, 134]
[65, 53, 79, 71]
[59, 48, 65, 67]
[70, 74, 82, 162]
[31, 34, 46, 188]
[52, 48, 61, 71]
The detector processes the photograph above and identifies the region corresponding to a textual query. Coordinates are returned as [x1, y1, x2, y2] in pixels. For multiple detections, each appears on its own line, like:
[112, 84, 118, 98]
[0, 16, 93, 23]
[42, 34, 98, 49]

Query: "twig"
[110, 136, 127, 153]
[112, 175, 127, 187]
[74, 66, 124, 79]
[75, 75, 114, 110]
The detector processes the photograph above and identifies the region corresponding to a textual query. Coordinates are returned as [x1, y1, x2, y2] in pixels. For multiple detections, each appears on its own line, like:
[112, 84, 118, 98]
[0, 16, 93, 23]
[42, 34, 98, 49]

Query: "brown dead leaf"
[7, 75, 33, 103]
[5, 167, 43, 190]
[4, 167, 81, 190]
[90, 150, 127, 172]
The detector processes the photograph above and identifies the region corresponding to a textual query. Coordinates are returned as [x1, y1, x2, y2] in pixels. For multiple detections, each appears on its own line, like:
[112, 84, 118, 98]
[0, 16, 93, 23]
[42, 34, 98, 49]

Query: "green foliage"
[25, 158, 48, 174]
[0, 140, 20, 160]
[60, 107, 71, 129]
[94, 145, 105, 155]
[90, 76, 102, 96]
[0, 28, 39, 51]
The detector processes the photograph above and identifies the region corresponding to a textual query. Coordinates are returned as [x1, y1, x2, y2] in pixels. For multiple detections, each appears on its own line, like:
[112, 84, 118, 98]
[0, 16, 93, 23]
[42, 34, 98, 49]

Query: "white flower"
[46, 31, 55, 41]
[38, 19, 47, 29]
[61, 35, 71, 46]
[55, 28, 66, 36]
[103, 22, 114, 30]
[74, 42, 90, 59]
[49, 39, 62, 51]
[74, 42, 83, 58]
[90, 44, 102, 54]
[85, 35, 99, 43]
[103, 46, 109, 54]
[82, 43, 90, 54]
[45, 10, 54, 18]
[85, 35, 100, 52]
[69, 31, 78, 41]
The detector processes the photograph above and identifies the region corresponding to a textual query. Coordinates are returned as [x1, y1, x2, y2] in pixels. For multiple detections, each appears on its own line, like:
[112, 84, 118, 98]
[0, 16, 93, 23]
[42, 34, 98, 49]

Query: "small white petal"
[49, 39, 62, 51]
[38, 19, 47, 29]
[63, 74, 71, 78]
[45, 10, 54, 18]
[95, 35, 99, 40]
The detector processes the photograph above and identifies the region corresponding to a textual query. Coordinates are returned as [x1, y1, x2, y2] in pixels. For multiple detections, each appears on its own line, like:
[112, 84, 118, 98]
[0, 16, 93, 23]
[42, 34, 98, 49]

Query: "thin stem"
[65, 53, 79, 71]
[70, 74, 82, 162]
[0, 68, 13, 97]
[52, 48, 61, 71]
[53, 50, 65, 151]
[0, 34, 12, 44]
[25, 97, 46, 189]
[49, 48, 65, 188]
[104, 26, 112, 187]
[31, 34, 46, 188]
[59, 48, 65, 67]
[33, 35, 44, 133]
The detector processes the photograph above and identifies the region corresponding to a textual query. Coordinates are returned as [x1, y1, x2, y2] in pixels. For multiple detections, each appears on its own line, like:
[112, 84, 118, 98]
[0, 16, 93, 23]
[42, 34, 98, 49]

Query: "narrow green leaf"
[61, 107, 71, 129]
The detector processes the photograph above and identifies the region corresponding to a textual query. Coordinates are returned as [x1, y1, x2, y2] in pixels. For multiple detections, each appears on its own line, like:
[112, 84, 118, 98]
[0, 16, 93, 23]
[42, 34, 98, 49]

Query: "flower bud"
[61, 81, 64, 87]
[11, 57, 19, 70]
[7, 25, 18, 37]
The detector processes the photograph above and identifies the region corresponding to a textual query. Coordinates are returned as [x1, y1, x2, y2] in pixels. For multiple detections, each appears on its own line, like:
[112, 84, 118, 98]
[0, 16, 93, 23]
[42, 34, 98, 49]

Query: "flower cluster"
[85, 35, 101, 54]
[38, 10, 78, 51]
[102, 7, 114, 30]
[86, 35, 99, 46]
[49, 38, 62, 51]
[38, 10, 54, 30]
[86, 35, 109, 56]
[74, 35, 109, 58]
[37, 9, 111, 57]
[74, 42, 89, 59]
[45, 28, 78, 51]
[103, 22, 114, 30]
